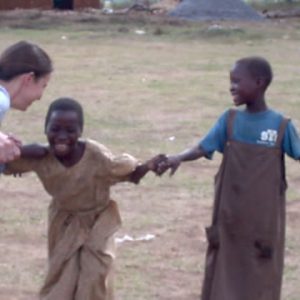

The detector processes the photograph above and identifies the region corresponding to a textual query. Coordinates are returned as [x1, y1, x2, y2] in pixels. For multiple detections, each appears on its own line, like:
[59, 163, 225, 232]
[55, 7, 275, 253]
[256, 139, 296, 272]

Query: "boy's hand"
[146, 154, 168, 173]
[146, 154, 181, 176]
[130, 154, 167, 184]
[156, 155, 181, 176]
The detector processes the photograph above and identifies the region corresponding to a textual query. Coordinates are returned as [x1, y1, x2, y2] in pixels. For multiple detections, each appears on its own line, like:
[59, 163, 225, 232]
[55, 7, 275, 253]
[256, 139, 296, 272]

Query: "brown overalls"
[201, 110, 289, 300]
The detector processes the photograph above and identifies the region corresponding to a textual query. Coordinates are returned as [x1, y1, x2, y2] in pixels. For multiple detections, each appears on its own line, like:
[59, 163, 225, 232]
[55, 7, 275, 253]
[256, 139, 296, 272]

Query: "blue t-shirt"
[199, 109, 300, 160]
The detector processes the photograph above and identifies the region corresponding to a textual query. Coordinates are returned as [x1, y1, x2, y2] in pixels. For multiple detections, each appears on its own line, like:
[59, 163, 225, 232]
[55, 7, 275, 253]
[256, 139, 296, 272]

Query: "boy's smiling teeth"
[55, 144, 69, 152]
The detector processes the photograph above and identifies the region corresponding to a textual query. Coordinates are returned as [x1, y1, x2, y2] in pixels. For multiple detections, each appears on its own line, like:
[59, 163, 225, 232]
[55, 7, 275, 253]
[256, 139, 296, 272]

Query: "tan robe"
[6, 139, 139, 300]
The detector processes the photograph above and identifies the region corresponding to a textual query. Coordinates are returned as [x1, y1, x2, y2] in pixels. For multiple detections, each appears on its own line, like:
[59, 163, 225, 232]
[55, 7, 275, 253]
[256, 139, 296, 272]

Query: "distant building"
[0, 0, 100, 10]
[54, 0, 100, 9]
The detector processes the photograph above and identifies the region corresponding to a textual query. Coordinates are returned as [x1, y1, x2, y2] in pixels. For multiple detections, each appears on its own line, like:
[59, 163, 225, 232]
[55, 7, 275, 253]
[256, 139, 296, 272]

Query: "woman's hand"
[0, 131, 21, 163]
[7, 133, 22, 148]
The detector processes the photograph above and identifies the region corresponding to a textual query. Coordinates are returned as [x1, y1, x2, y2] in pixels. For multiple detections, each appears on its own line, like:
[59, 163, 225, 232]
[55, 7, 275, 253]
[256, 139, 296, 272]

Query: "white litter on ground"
[115, 234, 155, 244]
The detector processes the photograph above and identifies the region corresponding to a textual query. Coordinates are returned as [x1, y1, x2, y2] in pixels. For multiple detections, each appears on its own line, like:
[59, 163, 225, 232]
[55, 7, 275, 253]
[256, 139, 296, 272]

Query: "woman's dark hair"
[0, 40, 53, 81]
[45, 98, 84, 131]
[237, 56, 273, 88]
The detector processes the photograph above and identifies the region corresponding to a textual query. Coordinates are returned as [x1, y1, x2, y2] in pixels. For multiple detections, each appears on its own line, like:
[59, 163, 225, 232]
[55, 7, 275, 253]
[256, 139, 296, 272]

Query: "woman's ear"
[20, 72, 35, 86]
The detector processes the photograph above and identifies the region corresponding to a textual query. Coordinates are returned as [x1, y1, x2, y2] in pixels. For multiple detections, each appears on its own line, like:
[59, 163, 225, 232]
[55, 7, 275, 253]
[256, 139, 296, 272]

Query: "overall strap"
[276, 117, 290, 147]
[226, 109, 237, 141]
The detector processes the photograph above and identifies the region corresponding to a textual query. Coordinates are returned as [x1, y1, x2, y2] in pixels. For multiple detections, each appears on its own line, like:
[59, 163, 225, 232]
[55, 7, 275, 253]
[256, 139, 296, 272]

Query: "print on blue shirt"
[199, 109, 300, 160]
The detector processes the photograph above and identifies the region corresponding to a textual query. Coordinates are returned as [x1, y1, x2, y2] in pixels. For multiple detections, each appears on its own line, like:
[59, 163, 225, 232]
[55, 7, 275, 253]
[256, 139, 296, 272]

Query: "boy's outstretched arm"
[1, 144, 46, 176]
[20, 144, 48, 159]
[156, 145, 206, 176]
[129, 154, 167, 184]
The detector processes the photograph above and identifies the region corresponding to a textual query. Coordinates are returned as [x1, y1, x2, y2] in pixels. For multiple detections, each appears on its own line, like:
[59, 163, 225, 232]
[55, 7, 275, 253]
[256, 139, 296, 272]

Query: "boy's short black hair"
[237, 56, 273, 88]
[45, 97, 84, 131]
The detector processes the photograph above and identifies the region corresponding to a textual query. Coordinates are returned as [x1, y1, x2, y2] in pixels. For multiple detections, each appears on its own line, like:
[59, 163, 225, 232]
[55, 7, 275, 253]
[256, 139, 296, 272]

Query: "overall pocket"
[205, 225, 219, 249]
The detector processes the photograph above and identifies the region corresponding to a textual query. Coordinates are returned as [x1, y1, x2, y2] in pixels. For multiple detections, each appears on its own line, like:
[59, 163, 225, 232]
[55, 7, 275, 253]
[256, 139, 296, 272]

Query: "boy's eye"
[49, 128, 77, 134]
[49, 126, 60, 133]
[231, 78, 240, 84]
[67, 128, 77, 134]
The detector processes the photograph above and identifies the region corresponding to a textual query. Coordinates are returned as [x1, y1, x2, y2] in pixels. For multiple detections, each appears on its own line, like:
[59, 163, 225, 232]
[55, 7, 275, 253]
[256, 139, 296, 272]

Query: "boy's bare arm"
[156, 145, 206, 176]
[20, 144, 48, 159]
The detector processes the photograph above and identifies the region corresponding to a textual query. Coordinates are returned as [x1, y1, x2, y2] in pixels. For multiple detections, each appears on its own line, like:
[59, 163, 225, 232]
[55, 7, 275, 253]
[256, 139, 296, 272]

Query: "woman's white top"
[0, 85, 10, 123]
[0, 85, 10, 172]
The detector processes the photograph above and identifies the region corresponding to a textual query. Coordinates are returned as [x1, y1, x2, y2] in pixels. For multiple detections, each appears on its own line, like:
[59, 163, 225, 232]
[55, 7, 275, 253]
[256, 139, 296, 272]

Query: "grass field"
[1, 11, 300, 300]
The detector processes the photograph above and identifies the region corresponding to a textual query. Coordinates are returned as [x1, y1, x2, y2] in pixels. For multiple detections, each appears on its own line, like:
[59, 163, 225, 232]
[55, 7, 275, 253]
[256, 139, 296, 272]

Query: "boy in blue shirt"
[155, 56, 300, 300]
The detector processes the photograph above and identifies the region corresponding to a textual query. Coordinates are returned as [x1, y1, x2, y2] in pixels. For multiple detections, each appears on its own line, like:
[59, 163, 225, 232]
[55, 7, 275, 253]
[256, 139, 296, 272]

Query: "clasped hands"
[147, 154, 181, 176]
[0, 132, 22, 163]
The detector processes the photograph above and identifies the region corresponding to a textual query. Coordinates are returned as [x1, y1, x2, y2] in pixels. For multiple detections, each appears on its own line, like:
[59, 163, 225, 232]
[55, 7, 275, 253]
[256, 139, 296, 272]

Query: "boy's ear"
[256, 76, 267, 88]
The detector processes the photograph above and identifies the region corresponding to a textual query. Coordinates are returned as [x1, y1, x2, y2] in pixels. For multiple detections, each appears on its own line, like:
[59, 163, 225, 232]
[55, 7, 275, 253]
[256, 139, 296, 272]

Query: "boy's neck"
[245, 97, 268, 113]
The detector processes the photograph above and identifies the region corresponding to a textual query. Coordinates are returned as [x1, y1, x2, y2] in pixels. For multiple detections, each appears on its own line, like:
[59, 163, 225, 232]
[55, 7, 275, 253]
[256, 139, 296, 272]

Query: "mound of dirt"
[168, 0, 263, 21]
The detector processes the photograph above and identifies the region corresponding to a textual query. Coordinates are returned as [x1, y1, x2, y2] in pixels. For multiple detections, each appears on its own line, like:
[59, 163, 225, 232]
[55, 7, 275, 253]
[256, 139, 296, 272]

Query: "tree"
[169, 0, 262, 21]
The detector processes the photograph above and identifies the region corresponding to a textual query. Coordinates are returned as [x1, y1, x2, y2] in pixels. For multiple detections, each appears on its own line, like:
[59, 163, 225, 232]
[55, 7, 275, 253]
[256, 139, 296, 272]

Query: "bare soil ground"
[0, 9, 300, 300]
